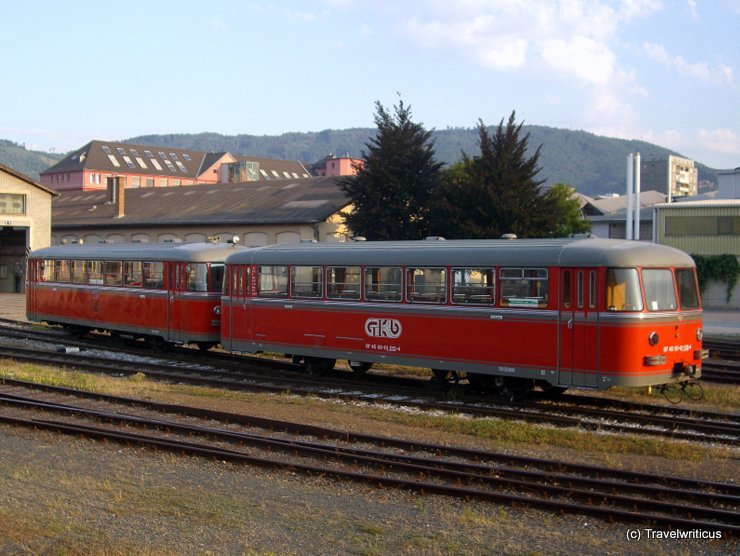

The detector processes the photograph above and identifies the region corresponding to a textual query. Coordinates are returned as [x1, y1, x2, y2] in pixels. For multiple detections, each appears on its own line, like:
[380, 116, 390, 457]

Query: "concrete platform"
[3, 293, 738, 339]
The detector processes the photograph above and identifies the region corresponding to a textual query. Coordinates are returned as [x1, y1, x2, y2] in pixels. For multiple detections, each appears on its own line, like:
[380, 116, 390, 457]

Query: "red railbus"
[222, 237, 706, 397]
[27, 241, 245, 350]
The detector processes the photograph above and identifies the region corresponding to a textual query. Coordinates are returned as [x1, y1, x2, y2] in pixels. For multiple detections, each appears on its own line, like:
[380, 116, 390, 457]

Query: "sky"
[1, 0, 738, 169]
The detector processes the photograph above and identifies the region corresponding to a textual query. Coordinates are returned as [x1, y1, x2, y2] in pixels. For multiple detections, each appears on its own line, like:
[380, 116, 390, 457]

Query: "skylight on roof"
[117, 148, 126, 155]
[164, 160, 176, 172]
[145, 150, 154, 158]
[107, 154, 121, 167]
[122, 156, 135, 169]
[183, 154, 191, 161]
[170, 153, 178, 160]
[136, 157, 148, 169]
[130, 149, 139, 157]
[102, 146, 111, 154]
[176, 161, 187, 173]
[158, 152, 167, 159]
[150, 159, 163, 171]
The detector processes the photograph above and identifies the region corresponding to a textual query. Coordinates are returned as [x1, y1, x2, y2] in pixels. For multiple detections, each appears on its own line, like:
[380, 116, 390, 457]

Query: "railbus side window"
[71, 260, 86, 284]
[142, 261, 164, 289]
[87, 261, 103, 285]
[258, 265, 288, 297]
[407, 267, 446, 304]
[41, 260, 54, 282]
[53, 260, 71, 283]
[605, 268, 643, 311]
[500, 268, 549, 308]
[452, 268, 495, 305]
[326, 266, 361, 300]
[291, 266, 322, 298]
[123, 261, 143, 287]
[104, 261, 122, 286]
[676, 268, 700, 309]
[364, 267, 403, 302]
[642, 269, 677, 311]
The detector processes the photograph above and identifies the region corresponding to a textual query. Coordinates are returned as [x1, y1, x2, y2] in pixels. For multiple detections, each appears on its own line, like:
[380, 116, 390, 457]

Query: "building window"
[0, 194, 26, 214]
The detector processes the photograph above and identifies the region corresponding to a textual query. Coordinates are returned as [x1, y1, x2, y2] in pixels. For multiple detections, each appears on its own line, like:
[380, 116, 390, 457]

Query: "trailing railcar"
[222, 237, 707, 396]
[27, 241, 245, 350]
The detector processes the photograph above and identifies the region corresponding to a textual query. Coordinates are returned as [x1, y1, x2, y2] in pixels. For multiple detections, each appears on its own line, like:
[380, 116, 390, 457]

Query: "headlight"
[648, 331, 659, 346]
[696, 328, 703, 341]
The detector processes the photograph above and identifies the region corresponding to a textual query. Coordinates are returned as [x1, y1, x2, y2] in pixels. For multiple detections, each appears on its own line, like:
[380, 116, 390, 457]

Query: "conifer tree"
[431, 112, 554, 238]
[340, 99, 443, 240]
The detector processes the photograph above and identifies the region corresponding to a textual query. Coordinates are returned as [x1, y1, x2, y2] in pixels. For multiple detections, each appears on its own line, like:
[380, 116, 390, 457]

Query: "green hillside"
[0, 126, 719, 197]
[128, 127, 719, 197]
[0, 140, 62, 182]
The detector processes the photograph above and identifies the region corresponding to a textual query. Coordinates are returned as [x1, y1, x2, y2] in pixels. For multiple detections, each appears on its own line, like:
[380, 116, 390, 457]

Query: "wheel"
[432, 369, 451, 381]
[304, 357, 336, 376]
[196, 341, 216, 352]
[349, 361, 373, 377]
[536, 381, 568, 398]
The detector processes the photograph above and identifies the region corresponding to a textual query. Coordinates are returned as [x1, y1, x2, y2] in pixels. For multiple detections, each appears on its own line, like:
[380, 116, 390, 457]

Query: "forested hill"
[128, 126, 719, 197]
[0, 140, 61, 182]
[1, 126, 719, 197]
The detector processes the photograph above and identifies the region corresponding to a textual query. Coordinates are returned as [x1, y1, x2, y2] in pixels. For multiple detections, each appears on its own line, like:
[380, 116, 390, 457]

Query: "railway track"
[0, 382, 737, 535]
[0, 340, 738, 446]
[702, 339, 740, 384]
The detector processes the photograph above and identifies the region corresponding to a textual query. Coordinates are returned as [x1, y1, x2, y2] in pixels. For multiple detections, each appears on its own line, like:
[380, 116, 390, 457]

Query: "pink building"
[41, 140, 313, 192]
[313, 154, 364, 177]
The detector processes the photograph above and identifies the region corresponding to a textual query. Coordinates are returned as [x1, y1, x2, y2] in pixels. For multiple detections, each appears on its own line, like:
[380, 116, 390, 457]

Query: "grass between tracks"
[0, 358, 737, 463]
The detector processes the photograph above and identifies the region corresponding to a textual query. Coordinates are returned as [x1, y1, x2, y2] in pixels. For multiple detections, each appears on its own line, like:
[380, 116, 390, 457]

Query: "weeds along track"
[0, 382, 737, 536]
[1, 324, 738, 445]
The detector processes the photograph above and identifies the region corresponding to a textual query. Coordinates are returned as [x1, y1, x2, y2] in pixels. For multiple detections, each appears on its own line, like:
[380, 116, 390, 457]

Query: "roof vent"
[424, 236, 446, 241]
[501, 233, 517, 240]
[352, 236, 367, 242]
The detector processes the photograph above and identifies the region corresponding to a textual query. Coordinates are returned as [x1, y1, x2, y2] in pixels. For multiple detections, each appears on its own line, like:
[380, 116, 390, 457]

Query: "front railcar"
[595, 251, 706, 389]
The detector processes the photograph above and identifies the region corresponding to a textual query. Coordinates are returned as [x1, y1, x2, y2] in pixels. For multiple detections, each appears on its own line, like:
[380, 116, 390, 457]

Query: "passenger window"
[54, 260, 71, 283]
[500, 268, 549, 307]
[258, 265, 288, 297]
[452, 268, 495, 305]
[71, 260, 86, 284]
[143, 261, 164, 289]
[87, 261, 103, 285]
[104, 261, 122, 286]
[577, 271, 584, 309]
[327, 266, 361, 300]
[562, 270, 571, 308]
[123, 261, 143, 287]
[642, 269, 677, 311]
[41, 260, 54, 282]
[407, 267, 446, 303]
[606, 268, 643, 311]
[291, 266, 322, 298]
[365, 267, 402, 302]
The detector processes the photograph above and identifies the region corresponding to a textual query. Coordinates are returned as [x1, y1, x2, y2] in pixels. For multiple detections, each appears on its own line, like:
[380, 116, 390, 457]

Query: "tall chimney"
[116, 177, 125, 218]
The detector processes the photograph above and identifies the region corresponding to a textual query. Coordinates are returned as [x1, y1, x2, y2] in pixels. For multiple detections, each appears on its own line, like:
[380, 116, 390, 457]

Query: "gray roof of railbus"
[30, 242, 249, 263]
[224, 237, 695, 268]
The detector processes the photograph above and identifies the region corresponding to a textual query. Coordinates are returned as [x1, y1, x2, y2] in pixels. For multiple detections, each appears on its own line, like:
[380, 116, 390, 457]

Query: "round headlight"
[648, 331, 660, 346]
[696, 328, 703, 341]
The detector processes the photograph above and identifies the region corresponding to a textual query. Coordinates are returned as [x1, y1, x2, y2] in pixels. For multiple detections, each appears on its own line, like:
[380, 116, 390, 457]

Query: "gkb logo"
[364, 318, 402, 339]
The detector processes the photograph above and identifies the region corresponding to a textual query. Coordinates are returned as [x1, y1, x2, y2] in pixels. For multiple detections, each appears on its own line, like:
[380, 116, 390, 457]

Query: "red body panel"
[30, 283, 220, 343]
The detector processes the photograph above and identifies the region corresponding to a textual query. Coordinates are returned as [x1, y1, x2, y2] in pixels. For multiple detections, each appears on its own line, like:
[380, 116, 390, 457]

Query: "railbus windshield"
[606, 267, 700, 312]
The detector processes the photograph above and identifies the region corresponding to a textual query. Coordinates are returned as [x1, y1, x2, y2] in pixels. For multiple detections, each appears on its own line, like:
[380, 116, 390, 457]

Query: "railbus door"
[226, 264, 250, 350]
[559, 269, 599, 387]
[167, 262, 187, 344]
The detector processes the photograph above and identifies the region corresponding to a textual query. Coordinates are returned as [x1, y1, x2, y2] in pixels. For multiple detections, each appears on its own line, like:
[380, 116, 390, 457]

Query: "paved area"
[4, 293, 738, 338]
